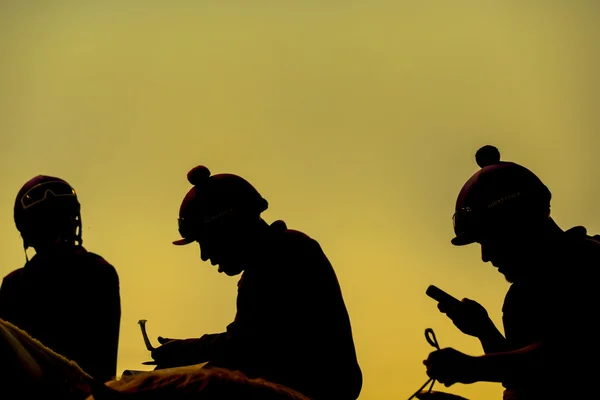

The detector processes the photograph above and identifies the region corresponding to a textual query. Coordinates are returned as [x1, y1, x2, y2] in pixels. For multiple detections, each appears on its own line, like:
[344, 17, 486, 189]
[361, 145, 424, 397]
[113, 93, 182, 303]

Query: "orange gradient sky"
[1, 2, 599, 399]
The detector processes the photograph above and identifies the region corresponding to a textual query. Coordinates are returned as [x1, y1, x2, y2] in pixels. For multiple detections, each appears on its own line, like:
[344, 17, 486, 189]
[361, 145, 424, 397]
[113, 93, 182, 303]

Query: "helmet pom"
[475, 145, 501, 168]
[187, 166, 211, 185]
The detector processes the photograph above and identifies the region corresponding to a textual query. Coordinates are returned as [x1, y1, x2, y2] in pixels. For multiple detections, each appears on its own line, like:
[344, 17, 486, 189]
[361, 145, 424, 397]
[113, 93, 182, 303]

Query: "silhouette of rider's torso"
[501, 227, 600, 399]
[197, 221, 362, 400]
[0, 246, 121, 383]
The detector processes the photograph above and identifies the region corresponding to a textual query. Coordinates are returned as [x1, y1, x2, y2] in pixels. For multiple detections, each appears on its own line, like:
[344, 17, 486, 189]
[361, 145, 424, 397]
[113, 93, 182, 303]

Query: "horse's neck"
[0, 321, 44, 381]
[0, 319, 94, 397]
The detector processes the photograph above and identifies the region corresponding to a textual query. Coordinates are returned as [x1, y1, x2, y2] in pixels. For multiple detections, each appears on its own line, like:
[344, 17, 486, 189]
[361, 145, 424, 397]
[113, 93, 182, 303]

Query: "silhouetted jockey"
[150, 165, 362, 400]
[420, 146, 600, 400]
[0, 176, 121, 383]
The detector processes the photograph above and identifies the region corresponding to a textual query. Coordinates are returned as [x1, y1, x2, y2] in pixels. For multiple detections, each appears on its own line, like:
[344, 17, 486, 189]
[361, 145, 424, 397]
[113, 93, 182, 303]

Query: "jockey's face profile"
[196, 215, 252, 277]
[452, 146, 553, 284]
[174, 165, 269, 277]
[477, 228, 538, 283]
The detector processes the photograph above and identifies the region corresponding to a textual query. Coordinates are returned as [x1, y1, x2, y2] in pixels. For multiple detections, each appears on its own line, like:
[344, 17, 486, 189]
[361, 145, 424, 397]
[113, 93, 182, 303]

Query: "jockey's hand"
[416, 390, 469, 400]
[438, 298, 493, 339]
[157, 336, 175, 345]
[424, 348, 480, 386]
[151, 337, 202, 367]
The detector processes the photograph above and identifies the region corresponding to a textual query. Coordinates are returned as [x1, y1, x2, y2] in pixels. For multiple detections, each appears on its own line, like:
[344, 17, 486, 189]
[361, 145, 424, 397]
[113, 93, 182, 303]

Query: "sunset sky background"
[1, 2, 599, 399]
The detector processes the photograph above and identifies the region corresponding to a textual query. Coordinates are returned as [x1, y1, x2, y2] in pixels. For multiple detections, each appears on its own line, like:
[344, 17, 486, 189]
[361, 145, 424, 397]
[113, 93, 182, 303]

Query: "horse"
[0, 318, 311, 399]
[0, 317, 94, 399]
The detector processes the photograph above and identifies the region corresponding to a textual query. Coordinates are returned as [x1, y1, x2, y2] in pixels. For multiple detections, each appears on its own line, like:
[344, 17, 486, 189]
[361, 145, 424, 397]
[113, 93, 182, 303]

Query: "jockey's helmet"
[14, 175, 82, 249]
[173, 165, 268, 246]
[451, 145, 552, 246]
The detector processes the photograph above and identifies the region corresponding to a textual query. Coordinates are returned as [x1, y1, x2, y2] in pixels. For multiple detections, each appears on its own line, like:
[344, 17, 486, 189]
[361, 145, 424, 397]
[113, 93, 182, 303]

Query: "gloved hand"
[151, 336, 203, 368]
[438, 298, 494, 339]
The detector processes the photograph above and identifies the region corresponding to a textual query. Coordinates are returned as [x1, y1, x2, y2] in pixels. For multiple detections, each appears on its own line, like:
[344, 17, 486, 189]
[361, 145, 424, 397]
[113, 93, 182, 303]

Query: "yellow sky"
[1, 2, 599, 399]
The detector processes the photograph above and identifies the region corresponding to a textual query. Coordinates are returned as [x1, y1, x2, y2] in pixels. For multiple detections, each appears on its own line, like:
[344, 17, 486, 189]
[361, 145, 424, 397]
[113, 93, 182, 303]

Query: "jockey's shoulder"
[270, 220, 322, 251]
[2, 268, 25, 284]
[76, 248, 120, 282]
[267, 221, 334, 278]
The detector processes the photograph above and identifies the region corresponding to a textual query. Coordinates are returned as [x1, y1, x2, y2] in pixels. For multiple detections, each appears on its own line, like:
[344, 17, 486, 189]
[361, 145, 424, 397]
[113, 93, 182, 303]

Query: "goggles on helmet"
[19, 181, 77, 210]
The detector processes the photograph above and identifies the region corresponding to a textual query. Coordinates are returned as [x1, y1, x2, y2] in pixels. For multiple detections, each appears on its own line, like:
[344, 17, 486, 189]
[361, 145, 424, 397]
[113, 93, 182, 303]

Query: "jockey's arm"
[473, 330, 589, 386]
[478, 322, 509, 354]
[182, 318, 260, 369]
[476, 277, 597, 388]
[189, 288, 299, 371]
[471, 341, 545, 383]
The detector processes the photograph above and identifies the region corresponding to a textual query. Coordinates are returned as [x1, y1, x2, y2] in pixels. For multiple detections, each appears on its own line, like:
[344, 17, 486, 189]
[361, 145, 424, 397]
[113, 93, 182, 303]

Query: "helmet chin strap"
[22, 234, 79, 262]
[22, 235, 32, 262]
[19, 212, 83, 264]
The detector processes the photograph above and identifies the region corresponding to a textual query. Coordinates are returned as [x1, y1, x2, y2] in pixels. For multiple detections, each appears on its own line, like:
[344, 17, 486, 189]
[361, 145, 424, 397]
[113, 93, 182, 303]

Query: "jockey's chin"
[218, 262, 244, 276]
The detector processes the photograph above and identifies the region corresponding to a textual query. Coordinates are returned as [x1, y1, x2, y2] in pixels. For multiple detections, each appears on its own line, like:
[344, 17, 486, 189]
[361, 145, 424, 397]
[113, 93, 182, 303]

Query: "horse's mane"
[1, 318, 89, 373]
[87, 366, 312, 400]
[0, 318, 94, 398]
